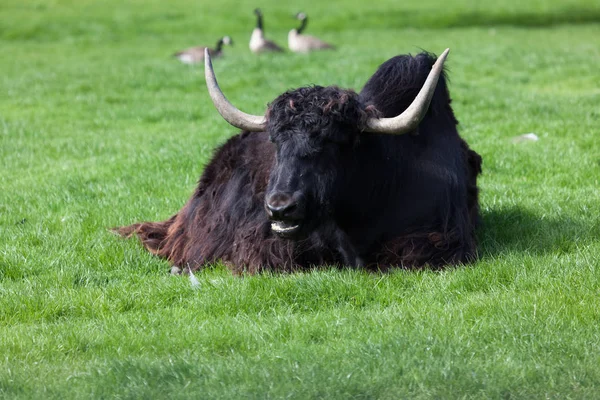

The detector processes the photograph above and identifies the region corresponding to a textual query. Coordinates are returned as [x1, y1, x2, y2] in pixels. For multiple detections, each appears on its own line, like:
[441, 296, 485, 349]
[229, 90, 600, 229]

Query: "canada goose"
[173, 36, 233, 64]
[249, 8, 284, 53]
[288, 12, 334, 53]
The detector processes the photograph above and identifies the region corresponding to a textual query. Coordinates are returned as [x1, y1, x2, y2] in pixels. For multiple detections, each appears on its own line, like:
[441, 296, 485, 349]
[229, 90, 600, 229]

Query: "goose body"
[249, 9, 284, 53]
[288, 12, 334, 53]
[174, 36, 232, 64]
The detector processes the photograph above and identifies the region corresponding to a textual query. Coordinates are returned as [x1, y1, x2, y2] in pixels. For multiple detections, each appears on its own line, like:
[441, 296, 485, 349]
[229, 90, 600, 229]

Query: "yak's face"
[264, 86, 368, 238]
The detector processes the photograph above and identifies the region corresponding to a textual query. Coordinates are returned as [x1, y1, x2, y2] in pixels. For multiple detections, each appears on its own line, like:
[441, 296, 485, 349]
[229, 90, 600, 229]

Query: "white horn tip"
[438, 48, 450, 61]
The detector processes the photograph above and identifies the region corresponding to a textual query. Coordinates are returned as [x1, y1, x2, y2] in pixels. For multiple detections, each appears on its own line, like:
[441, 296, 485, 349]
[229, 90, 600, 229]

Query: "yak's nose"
[266, 193, 297, 220]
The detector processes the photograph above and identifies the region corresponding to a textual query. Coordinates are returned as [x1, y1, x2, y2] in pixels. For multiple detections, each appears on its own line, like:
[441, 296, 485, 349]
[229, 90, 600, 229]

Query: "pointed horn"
[364, 48, 450, 135]
[204, 49, 266, 132]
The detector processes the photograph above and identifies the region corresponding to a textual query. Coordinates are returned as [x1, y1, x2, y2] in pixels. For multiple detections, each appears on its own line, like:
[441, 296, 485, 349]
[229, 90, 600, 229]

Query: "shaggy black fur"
[117, 51, 482, 273]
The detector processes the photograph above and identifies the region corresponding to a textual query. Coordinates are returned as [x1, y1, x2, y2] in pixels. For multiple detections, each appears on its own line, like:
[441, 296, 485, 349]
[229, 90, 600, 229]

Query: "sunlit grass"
[1, 0, 600, 398]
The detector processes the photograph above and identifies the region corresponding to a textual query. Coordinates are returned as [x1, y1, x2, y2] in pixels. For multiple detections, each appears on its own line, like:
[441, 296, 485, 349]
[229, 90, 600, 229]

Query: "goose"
[173, 36, 233, 64]
[249, 8, 284, 53]
[288, 12, 334, 53]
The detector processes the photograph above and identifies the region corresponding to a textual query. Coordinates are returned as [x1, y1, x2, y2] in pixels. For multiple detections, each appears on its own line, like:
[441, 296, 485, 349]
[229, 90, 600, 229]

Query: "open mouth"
[271, 220, 301, 236]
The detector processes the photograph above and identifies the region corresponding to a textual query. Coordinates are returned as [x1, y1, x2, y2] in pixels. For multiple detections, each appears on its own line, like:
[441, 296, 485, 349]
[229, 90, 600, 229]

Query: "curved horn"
[204, 49, 266, 132]
[364, 48, 450, 135]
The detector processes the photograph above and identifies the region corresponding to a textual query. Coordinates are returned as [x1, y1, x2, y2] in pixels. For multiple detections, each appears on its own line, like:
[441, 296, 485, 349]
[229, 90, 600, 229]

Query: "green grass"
[1, 0, 600, 398]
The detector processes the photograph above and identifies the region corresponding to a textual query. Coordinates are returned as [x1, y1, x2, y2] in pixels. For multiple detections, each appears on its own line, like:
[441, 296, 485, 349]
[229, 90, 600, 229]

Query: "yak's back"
[359, 52, 455, 123]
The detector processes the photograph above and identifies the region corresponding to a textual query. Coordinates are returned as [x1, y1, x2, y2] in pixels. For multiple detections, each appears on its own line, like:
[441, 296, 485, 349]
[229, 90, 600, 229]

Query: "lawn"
[1, 0, 600, 398]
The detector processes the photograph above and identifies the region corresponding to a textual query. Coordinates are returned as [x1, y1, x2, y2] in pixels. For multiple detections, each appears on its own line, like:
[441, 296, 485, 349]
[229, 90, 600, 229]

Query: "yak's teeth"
[271, 221, 299, 233]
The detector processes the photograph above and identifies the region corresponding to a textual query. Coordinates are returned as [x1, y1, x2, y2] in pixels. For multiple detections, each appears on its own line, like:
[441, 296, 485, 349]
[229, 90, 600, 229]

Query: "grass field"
[1, 0, 600, 398]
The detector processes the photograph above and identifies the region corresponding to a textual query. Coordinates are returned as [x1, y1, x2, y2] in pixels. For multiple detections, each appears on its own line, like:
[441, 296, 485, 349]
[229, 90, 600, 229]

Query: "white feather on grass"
[512, 133, 539, 143]
[188, 268, 200, 288]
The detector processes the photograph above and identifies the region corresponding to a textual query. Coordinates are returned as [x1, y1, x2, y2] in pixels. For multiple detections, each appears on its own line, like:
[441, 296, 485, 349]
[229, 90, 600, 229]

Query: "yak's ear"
[357, 103, 382, 134]
[363, 103, 382, 119]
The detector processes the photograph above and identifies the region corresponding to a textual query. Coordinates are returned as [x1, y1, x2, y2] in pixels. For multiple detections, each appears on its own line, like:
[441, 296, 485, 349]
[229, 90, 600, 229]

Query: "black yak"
[117, 48, 482, 274]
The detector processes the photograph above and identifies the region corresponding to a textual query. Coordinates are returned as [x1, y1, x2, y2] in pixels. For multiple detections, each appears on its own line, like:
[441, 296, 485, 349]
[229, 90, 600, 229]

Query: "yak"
[117, 48, 482, 274]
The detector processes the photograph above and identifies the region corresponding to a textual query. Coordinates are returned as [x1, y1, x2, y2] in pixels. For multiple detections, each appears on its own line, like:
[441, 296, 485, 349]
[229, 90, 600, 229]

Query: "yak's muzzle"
[265, 192, 305, 237]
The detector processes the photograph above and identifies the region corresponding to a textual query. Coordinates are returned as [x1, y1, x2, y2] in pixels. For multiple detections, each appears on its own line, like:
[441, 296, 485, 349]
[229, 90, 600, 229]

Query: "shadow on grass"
[478, 206, 599, 258]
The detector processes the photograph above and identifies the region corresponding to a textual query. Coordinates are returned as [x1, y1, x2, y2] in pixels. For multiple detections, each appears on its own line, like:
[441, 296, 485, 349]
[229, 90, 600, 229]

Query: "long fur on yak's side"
[117, 131, 350, 274]
[356, 52, 482, 268]
[117, 51, 482, 273]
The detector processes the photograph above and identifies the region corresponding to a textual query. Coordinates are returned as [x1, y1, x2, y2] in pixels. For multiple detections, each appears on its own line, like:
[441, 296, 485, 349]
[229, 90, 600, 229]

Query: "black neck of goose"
[215, 39, 224, 52]
[256, 13, 263, 30]
[297, 17, 308, 34]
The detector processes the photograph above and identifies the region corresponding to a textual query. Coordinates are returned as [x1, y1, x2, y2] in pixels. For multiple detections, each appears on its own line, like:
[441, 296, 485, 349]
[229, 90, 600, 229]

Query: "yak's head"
[203, 49, 449, 238]
[262, 86, 371, 237]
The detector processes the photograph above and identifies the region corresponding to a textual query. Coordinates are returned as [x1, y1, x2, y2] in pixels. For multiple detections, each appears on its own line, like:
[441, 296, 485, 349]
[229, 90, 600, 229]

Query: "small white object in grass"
[171, 266, 182, 275]
[188, 269, 200, 288]
[512, 133, 539, 143]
